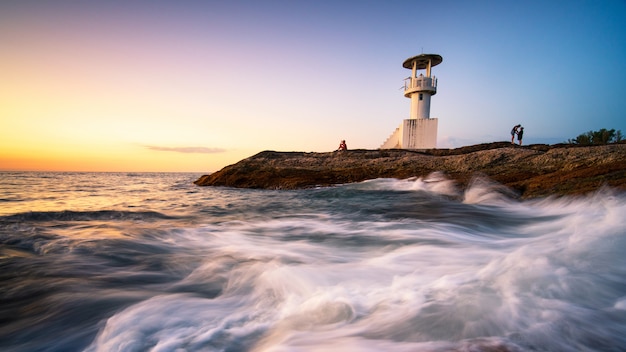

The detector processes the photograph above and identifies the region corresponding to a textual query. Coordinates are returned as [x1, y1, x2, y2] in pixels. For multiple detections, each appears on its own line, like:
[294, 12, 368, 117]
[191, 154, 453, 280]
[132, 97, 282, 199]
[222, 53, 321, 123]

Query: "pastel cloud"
[145, 146, 226, 154]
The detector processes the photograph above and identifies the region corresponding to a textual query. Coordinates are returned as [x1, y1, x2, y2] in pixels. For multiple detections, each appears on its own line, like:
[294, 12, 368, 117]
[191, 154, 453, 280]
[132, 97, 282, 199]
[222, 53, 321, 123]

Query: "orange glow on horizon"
[0, 146, 251, 173]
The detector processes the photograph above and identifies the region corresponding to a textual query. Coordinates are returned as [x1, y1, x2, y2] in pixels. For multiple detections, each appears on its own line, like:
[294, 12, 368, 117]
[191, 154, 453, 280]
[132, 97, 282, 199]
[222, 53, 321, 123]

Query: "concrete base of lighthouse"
[380, 118, 438, 149]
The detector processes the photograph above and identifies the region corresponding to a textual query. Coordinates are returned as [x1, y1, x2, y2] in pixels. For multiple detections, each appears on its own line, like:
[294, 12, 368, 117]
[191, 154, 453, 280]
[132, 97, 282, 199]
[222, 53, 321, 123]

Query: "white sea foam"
[85, 188, 626, 351]
[2, 172, 625, 351]
[354, 172, 460, 197]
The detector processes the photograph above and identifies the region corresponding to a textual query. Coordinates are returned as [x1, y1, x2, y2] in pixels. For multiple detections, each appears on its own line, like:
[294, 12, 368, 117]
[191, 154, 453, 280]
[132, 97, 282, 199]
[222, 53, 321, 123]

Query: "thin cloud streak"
[145, 146, 227, 154]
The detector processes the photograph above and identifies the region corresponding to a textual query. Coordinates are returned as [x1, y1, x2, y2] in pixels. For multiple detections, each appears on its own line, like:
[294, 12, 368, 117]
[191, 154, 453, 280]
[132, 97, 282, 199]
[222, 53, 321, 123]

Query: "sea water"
[1, 171, 625, 352]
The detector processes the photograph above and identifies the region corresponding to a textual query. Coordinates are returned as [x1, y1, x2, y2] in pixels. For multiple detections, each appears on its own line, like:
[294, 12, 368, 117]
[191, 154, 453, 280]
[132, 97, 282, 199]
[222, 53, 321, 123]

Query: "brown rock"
[194, 142, 626, 198]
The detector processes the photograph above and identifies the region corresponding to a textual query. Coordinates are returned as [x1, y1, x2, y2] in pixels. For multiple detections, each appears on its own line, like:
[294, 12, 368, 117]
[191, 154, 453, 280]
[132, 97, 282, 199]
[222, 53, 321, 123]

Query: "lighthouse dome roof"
[402, 54, 443, 69]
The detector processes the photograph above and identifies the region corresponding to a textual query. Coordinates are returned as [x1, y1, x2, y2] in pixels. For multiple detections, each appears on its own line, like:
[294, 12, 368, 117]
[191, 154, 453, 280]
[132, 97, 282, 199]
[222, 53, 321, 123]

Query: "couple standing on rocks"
[511, 124, 524, 146]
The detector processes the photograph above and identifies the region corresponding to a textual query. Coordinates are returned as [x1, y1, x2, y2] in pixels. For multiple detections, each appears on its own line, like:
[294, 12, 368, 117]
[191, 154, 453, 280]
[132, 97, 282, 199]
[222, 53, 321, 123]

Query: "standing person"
[517, 127, 524, 146]
[337, 140, 347, 151]
[510, 124, 521, 143]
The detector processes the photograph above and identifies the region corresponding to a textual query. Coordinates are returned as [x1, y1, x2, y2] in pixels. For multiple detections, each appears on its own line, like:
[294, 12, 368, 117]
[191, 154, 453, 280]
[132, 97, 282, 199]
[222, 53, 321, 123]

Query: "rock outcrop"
[194, 142, 626, 198]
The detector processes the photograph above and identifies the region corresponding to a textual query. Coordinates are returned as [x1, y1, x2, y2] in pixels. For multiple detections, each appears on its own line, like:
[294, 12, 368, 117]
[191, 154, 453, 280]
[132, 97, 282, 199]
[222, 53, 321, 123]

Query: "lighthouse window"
[419, 93, 423, 101]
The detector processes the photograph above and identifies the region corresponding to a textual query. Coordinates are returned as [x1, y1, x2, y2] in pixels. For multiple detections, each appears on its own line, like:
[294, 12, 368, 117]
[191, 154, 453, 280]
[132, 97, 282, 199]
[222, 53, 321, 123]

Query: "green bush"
[568, 128, 623, 145]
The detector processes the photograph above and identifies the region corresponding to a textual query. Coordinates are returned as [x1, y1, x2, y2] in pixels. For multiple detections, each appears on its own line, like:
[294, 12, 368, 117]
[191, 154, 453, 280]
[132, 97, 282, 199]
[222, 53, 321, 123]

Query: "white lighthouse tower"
[381, 53, 442, 149]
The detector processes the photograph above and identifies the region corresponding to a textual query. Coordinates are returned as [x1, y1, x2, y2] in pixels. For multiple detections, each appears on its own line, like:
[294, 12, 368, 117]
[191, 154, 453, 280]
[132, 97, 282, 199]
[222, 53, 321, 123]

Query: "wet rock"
[194, 142, 626, 198]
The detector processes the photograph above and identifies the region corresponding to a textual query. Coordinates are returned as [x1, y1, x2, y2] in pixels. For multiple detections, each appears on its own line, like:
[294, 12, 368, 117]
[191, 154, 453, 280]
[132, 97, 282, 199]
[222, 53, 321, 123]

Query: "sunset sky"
[2, 0, 625, 172]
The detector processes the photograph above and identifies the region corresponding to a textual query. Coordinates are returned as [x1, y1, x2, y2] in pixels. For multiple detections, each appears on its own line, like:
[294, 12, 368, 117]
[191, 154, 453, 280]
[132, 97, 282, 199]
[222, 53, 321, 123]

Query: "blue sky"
[2, 0, 625, 171]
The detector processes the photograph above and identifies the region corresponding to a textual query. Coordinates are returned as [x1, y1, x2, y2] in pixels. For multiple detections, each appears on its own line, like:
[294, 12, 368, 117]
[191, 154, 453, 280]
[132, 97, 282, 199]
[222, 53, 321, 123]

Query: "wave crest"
[1, 210, 174, 222]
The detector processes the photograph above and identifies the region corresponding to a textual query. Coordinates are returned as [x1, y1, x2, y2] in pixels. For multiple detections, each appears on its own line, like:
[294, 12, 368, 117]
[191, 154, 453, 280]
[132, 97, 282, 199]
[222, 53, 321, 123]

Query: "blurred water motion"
[1, 172, 625, 351]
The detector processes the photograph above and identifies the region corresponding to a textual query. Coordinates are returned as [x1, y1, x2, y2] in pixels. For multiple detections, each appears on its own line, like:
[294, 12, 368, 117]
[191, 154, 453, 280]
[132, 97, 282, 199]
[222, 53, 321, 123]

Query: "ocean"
[1, 171, 625, 352]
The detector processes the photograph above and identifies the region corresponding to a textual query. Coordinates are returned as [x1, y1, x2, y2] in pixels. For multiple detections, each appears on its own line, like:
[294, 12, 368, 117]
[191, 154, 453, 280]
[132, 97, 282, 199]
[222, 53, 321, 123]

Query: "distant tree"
[594, 128, 614, 144]
[568, 128, 623, 145]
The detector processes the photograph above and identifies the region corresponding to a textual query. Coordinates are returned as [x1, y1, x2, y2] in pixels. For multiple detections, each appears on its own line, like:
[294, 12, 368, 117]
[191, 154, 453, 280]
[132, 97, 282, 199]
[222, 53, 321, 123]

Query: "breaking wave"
[1, 172, 625, 351]
[1, 210, 174, 222]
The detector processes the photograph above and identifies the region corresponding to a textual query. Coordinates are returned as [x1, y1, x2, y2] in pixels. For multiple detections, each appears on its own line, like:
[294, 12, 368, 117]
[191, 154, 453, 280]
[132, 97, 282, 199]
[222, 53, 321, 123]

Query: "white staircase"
[380, 125, 401, 149]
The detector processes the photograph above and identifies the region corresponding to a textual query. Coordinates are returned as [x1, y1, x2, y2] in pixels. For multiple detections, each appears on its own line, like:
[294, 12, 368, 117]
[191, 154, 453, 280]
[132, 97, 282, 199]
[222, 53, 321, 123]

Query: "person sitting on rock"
[337, 140, 347, 151]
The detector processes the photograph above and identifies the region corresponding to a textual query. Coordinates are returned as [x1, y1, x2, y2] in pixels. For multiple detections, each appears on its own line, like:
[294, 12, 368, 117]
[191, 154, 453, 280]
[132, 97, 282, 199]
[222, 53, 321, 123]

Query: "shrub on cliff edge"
[568, 128, 623, 145]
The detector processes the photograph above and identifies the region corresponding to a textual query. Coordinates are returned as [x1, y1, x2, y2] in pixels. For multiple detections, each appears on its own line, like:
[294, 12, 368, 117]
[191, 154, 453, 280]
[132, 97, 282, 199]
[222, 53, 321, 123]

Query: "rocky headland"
[194, 142, 626, 198]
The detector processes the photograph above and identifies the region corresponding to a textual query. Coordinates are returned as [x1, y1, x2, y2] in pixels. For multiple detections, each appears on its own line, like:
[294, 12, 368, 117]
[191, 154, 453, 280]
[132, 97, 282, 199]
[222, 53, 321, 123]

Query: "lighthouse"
[381, 53, 442, 149]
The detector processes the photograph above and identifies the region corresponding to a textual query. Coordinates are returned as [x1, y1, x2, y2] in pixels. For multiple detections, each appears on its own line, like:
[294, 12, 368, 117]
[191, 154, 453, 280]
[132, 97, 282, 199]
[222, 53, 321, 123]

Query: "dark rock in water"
[194, 142, 626, 198]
